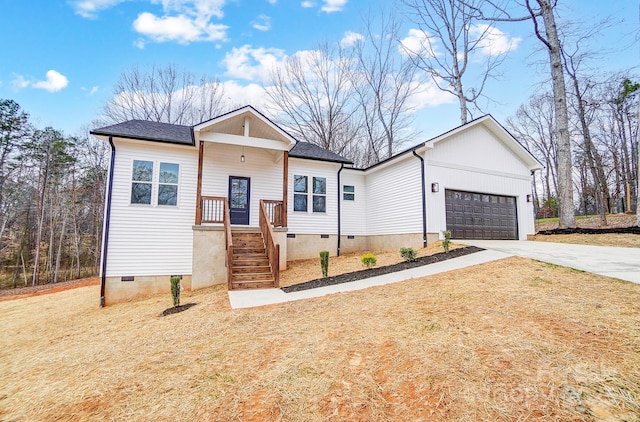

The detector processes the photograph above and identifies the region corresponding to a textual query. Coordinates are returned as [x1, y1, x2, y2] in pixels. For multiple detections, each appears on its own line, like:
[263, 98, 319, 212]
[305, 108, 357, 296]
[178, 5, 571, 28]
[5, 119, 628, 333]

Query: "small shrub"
[361, 252, 377, 268]
[319, 250, 329, 277]
[170, 276, 181, 307]
[400, 247, 418, 262]
[442, 230, 452, 253]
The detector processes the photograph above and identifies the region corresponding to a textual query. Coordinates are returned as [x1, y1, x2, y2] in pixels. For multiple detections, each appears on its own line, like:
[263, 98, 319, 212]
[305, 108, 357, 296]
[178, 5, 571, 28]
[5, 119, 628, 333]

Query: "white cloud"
[82, 86, 100, 95]
[405, 79, 457, 110]
[221, 45, 287, 81]
[301, 1, 315, 8]
[400, 28, 439, 58]
[252, 14, 271, 31]
[340, 31, 363, 48]
[470, 24, 521, 56]
[221, 80, 271, 109]
[133, 11, 228, 43]
[71, 0, 125, 18]
[11, 74, 30, 90]
[321, 0, 346, 12]
[267, 0, 277, 4]
[26, 70, 69, 93]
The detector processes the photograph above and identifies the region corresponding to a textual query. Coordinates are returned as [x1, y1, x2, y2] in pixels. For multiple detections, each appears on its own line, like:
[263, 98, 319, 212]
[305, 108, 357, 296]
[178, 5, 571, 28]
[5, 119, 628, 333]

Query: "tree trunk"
[54, 214, 67, 284]
[636, 106, 640, 226]
[537, 0, 575, 228]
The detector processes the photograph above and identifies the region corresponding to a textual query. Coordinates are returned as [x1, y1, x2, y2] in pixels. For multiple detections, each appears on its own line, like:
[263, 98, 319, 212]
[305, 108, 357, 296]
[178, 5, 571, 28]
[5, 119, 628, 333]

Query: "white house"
[91, 106, 542, 305]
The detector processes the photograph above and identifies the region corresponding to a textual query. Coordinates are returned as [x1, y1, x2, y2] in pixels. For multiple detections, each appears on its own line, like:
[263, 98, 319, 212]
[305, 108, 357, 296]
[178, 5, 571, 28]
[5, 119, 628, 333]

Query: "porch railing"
[259, 200, 280, 288]
[201, 196, 226, 224]
[262, 200, 284, 227]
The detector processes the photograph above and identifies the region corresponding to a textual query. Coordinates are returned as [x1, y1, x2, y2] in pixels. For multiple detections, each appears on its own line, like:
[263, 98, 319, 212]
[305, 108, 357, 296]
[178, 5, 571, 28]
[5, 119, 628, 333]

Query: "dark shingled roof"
[289, 141, 352, 164]
[90, 120, 194, 146]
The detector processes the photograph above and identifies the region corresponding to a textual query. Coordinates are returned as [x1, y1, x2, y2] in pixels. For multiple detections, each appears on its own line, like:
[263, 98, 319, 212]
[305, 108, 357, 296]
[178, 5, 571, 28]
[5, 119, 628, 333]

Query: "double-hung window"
[343, 185, 355, 201]
[293, 175, 308, 211]
[131, 160, 180, 206]
[131, 160, 153, 205]
[312, 177, 326, 212]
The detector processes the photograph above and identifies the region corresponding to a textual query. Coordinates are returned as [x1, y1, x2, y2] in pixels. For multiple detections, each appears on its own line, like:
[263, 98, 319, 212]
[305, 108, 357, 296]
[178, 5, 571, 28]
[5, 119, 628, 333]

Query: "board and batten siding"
[365, 155, 424, 236]
[425, 124, 536, 239]
[340, 170, 367, 236]
[201, 143, 283, 227]
[287, 158, 341, 235]
[106, 139, 198, 276]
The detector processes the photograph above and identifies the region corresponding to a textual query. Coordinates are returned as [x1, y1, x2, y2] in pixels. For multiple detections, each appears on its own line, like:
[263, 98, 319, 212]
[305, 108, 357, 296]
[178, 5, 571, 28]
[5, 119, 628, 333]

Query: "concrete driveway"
[460, 239, 640, 284]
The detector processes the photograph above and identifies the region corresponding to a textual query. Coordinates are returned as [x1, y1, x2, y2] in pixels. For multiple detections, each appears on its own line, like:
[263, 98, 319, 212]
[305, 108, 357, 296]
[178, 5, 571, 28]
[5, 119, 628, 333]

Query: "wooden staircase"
[230, 230, 276, 289]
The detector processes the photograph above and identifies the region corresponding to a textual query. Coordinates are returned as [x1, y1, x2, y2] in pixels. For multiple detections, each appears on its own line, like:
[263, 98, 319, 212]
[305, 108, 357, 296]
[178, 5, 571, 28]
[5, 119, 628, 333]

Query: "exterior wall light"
[431, 182, 439, 193]
[526, 194, 532, 203]
[240, 146, 245, 163]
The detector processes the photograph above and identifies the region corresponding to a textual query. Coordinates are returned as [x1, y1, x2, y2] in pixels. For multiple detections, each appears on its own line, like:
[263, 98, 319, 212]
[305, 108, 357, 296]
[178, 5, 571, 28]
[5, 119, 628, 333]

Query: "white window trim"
[129, 160, 181, 208]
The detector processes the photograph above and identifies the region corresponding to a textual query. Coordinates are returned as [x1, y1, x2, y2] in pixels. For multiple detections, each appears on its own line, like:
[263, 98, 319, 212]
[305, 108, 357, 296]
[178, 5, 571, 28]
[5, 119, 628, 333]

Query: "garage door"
[445, 190, 518, 240]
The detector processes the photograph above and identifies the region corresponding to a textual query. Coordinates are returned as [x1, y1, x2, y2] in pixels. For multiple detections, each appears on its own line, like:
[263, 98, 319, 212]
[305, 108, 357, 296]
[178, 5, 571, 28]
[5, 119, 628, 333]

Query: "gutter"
[412, 149, 427, 247]
[337, 163, 344, 256]
[100, 136, 116, 307]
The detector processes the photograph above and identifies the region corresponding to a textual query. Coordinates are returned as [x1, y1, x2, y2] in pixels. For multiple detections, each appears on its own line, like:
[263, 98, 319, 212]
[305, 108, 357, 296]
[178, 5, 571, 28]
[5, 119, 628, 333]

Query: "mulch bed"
[538, 226, 640, 235]
[282, 246, 484, 293]
[160, 303, 197, 316]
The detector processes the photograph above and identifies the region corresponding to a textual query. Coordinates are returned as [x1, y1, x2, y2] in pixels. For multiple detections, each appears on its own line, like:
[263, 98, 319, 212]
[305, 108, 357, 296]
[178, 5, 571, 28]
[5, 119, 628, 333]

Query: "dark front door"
[229, 176, 250, 225]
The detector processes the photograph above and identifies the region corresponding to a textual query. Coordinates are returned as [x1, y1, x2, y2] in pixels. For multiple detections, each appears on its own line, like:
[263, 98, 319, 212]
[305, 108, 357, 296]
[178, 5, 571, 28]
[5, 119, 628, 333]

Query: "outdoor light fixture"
[526, 194, 532, 203]
[431, 182, 439, 193]
[240, 146, 245, 163]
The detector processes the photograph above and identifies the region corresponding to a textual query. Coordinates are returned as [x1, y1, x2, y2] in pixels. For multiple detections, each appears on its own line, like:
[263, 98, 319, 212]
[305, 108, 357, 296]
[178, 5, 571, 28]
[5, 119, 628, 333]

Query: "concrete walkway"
[228, 249, 511, 309]
[460, 239, 640, 284]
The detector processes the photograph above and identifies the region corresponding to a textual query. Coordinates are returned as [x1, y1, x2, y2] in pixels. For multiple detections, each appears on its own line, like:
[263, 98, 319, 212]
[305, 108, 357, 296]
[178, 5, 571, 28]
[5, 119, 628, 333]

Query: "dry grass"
[535, 213, 637, 232]
[530, 233, 640, 248]
[2, 255, 640, 420]
[280, 241, 462, 288]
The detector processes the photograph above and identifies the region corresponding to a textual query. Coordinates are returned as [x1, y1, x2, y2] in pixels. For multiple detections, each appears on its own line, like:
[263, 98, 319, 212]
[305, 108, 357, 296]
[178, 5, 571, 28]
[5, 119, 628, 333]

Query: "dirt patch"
[0, 277, 99, 301]
[159, 303, 197, 316]
[283, 246, 482, 292]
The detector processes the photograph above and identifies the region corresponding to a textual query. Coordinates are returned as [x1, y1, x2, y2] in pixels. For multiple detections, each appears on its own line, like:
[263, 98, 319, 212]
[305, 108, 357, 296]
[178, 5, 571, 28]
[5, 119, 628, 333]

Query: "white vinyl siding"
[288, 158, 340, 234]
[106, 139, 197, 276]
[201, 143, 283, 226]
[365, 156, 423, 235]
[425, 125, 535, 240]
[340, 170, 367, 236]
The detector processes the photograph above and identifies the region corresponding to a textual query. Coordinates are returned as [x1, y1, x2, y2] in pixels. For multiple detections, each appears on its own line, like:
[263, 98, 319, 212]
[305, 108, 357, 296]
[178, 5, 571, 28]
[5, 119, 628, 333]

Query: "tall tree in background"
[266, 43, 363, 160]
[103, 64, 227, 125]
[352, 12, 422, 163]
[476, 0, 575, 228]
[401, 0, 513, 124]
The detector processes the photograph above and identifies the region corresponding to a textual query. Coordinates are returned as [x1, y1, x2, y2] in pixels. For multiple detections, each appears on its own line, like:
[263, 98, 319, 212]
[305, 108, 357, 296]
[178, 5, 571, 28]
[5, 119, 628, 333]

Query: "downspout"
[100, 136, 116, 307]
[412, 149, 427, 247]
[337, 163, 344, 256]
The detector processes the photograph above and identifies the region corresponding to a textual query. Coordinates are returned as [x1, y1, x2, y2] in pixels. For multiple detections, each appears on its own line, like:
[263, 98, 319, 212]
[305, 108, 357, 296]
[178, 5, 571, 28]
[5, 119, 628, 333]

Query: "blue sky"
[0, 0, 637, 140]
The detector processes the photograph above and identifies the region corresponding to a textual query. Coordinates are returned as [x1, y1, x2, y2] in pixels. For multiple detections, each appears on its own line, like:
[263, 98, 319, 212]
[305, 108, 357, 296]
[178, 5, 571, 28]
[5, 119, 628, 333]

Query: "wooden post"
[282, 151, 288, 227]
[195, 141, 204, 225]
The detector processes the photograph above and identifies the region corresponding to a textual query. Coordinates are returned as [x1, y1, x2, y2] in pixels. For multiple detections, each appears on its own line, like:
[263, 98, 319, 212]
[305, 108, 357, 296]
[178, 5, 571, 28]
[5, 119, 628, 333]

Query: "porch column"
[282, 151, 288, 227]
[195, 140, 204, 225]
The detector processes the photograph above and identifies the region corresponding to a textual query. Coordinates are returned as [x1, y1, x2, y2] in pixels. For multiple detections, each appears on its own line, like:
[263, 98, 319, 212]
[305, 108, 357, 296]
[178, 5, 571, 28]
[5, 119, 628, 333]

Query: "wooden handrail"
[259, 199, 280, 288]
[262, 199, 284, 227]
[223, 198, 233, 290]
[201, 196, 226, 224]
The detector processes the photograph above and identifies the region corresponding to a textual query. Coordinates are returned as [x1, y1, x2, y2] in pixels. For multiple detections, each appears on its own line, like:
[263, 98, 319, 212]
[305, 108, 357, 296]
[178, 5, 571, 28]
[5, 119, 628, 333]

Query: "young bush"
[170, 276, 181, 307]
[400, 247, 417, 262]
[442, 230, 452, 253]
[361, 252, 377, 268]
[319, 250, 329, 277]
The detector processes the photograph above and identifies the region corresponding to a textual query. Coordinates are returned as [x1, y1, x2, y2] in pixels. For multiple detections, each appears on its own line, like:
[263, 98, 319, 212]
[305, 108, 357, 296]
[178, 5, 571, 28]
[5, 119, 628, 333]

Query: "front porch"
[191, 107, 294, 290]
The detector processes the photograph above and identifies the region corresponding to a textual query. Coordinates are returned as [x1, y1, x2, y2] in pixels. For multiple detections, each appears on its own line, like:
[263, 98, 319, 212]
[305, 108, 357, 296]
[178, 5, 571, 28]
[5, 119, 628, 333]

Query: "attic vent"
[287, 233, 296, 238]
[121, 276, 135, 282]
[320, 234, 329, 239]
[347, 235, 355, 239]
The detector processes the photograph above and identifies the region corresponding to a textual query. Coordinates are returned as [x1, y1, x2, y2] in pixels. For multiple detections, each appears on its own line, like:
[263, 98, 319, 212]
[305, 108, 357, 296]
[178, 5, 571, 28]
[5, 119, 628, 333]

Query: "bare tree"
[266, 42, 363, 160]
[103, 64, 227, 125]
[351, 11, 422, 163]
[401, 0, 514, 124]
[473, 0, 575, 228]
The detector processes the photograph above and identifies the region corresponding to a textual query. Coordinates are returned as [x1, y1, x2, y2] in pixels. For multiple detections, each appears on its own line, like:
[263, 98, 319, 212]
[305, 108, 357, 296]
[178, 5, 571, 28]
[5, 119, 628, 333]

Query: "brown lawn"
[1, 246, 639, 420]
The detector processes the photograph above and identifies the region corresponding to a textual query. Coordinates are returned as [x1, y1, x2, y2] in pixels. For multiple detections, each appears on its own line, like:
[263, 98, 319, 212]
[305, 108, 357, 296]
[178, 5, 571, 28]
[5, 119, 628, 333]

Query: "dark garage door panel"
[445, 190, 518, 240]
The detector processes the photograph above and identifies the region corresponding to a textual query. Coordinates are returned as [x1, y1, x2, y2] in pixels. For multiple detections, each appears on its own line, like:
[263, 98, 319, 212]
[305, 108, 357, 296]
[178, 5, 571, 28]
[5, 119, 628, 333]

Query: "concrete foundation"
[287, 234, 338, 260]
[192, 226, 228, 290]
[104, 274, 192, 306]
